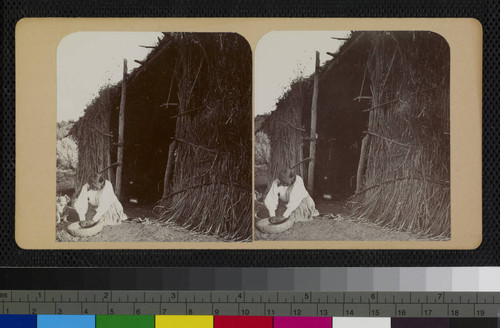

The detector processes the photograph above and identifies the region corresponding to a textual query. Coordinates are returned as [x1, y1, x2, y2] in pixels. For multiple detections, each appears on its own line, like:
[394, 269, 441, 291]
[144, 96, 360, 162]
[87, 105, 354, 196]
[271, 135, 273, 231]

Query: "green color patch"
[96, 315, 154, 328]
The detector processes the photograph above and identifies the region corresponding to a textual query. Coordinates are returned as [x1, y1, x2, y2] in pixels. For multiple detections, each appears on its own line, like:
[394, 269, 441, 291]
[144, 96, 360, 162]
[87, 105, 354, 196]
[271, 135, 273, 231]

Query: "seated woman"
[73, 173, 127, 225]
[264, 168, 319, 224]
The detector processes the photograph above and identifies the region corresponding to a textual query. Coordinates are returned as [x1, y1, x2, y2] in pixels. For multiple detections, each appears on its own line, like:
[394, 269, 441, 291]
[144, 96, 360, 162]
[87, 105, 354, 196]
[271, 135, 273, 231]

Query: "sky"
[57, 32, 163, 122]
[255, 31, 351, 117]
[57, 31, 351, 122]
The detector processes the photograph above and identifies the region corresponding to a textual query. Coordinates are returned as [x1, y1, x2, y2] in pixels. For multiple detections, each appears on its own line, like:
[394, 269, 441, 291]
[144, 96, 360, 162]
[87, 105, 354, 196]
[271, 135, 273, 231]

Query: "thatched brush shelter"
[72, 33, 252, 241]
[352, 31, 450, 238]
[265, 81, 311, 182]
[263, 31, 450, 238]
[264, 31, 370, 195]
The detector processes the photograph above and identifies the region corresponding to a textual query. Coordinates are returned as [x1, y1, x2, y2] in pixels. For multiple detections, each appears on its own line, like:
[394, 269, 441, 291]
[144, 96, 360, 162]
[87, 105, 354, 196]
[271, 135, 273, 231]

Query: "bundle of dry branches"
[349, 31, 451, 238]
[154, 33, 253, 241]
[71, 86, 120, 194]
[72, 33, 252, 241]
[265, 81, 311, 182]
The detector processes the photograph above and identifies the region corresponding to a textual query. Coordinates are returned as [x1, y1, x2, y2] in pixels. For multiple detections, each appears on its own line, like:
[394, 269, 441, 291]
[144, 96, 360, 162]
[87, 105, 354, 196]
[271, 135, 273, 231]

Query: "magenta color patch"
[274, 316, 332, 328]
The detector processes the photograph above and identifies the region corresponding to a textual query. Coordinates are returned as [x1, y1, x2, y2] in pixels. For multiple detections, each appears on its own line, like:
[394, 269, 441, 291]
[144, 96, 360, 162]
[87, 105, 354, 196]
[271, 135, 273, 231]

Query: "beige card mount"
[15, 18, 482, 250]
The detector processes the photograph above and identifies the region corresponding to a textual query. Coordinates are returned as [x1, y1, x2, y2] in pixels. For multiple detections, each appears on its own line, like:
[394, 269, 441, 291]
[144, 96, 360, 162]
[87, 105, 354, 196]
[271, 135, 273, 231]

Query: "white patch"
[73, 184, 89, 221]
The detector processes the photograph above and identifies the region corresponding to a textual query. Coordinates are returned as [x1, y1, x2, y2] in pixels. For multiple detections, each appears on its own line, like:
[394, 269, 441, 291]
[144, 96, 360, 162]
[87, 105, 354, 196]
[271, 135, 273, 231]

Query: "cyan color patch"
[37, 315, 95, 328]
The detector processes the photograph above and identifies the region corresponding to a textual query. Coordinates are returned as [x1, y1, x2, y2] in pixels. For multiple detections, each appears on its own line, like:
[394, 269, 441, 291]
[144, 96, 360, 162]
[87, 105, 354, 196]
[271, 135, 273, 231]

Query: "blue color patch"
[0, 315, 37, 328]
[37, 315, 95, 328]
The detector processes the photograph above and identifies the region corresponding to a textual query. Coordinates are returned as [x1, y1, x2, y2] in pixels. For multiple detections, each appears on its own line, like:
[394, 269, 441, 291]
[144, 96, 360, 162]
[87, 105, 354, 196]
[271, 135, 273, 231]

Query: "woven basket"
[67, 220, 104, 237]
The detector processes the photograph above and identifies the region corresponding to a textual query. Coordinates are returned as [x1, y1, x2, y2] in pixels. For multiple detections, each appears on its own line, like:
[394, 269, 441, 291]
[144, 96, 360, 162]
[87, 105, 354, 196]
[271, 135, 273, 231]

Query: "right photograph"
[254, 31, 450, 242]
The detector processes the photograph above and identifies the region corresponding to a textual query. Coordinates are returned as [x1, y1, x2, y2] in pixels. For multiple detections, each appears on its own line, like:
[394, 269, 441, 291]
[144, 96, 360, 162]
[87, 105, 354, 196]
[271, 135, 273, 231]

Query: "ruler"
[1, 291, 499, 318]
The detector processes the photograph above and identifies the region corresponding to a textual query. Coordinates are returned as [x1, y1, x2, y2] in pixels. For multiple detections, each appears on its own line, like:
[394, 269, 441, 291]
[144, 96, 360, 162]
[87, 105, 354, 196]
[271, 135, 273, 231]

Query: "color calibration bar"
[2, 267, 500, 291]
[1, 315, 500, 328]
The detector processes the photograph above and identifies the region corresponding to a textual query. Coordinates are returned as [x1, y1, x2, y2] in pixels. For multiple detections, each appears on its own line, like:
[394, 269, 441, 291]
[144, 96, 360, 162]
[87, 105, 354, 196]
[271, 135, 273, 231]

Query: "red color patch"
[214, 316, 273, 328]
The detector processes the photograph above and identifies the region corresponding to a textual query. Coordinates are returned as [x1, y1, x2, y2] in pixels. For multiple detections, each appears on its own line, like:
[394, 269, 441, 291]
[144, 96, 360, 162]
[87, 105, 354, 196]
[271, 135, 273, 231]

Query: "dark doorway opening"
[109, 59, 180, 205]
[306, 40, 371, 201]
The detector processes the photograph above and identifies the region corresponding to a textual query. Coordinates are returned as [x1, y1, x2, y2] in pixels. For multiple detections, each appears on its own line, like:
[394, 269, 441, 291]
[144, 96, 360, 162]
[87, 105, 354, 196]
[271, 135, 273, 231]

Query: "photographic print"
[16, 18, 480, 249]
[255, 31, 451, 241]
[56, 32, 253, 242]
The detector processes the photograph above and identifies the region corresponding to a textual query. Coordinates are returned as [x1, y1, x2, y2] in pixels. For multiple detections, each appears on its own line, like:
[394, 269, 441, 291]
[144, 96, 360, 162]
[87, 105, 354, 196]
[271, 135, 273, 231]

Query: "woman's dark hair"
[278, 168, 296, 187]
[88, 173, 105, 191]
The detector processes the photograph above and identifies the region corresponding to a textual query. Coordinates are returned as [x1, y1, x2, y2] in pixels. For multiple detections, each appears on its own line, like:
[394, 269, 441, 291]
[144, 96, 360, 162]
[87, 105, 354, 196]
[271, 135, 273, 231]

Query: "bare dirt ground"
[254, 165, 431, 241]
[56, 163, 431, 242]
[254, 199, 430, 241]
[56, 203, 221, 243]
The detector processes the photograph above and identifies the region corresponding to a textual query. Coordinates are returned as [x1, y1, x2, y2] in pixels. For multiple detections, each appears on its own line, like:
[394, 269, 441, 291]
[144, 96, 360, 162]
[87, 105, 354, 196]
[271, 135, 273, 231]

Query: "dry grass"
[71, 86, 119, 193]
[72, 33, 252, 241]
[349, 31, 450, 238]
[264, 81, 311, 181]
[262, 31, 450, 239]
[153, 33, 252, 241]
[254, 131, 270, 167]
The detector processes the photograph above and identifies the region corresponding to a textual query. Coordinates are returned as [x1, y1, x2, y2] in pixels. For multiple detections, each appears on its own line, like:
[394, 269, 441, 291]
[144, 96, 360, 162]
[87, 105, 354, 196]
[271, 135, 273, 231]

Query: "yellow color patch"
[155, 315, 213, 328]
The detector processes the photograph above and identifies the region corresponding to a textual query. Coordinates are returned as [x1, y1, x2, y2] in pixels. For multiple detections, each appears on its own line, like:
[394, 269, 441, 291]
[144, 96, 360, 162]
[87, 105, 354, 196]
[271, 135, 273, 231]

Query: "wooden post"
[307, 51, 319, 192]
[115, 59, 127, 198]
[356, 105, 375, 192]
[163, 140, 177, 197]
[356, 134, 369, 192]
[105, 145, 113, 183]
[105, 88, 115, 185]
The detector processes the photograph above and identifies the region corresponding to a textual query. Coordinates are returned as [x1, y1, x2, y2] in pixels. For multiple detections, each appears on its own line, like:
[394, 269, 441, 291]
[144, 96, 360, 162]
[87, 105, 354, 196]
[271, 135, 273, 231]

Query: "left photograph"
[56, 32, 253, 242]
